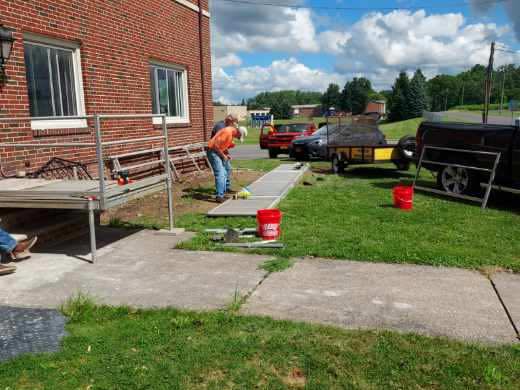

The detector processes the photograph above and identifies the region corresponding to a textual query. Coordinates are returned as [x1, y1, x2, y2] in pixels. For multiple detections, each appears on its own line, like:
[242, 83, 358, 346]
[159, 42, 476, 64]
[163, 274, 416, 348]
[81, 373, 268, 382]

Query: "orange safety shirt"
[208, 126, 236, 154]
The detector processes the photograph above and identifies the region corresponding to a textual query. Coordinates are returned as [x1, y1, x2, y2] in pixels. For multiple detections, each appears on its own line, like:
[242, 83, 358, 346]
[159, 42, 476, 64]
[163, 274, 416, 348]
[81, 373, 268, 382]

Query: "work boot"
[11, 236, 38, 261]
[0, 264, 16, 276]
[215, 196, 226, 203]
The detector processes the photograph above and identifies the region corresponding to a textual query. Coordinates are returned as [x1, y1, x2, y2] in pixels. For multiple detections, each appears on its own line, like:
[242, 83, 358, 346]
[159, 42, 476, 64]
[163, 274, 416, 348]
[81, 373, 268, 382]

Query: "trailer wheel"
[437, 165, 474, 195]
[332, 155, 346, 174]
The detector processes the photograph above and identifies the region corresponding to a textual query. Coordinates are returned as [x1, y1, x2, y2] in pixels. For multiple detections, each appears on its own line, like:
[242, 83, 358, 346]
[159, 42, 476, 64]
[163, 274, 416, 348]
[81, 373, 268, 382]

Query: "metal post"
[88, 199, 97, 264]
[162, 115, 175, 231]
[94, 114, 106, 209]
[413, 146, 426, 188]
[482, 152, 501, 209]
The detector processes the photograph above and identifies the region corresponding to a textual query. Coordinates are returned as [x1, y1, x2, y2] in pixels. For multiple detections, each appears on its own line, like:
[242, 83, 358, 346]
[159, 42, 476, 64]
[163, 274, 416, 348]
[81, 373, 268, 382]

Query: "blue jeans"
[207, 150, 231, 197]
[0, 228, 16, 254]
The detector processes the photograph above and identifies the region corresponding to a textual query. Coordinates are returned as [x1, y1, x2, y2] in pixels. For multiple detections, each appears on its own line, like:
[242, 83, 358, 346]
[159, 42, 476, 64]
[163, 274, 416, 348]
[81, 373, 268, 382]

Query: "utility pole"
[483, 41, 495, 124]
[500, 69, 506, 114]
[460, 82, 465, 106]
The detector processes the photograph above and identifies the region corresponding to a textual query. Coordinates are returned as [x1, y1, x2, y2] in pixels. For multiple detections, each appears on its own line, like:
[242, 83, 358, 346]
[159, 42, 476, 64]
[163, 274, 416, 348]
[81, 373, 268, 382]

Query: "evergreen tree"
[351, 77, 371, 114]
[240, 98, 246, 106]
[321, 83, 342, 113]
[270, 100, 292, 119]
[388, 71, 411, 122]
[408, 69, 428, 117]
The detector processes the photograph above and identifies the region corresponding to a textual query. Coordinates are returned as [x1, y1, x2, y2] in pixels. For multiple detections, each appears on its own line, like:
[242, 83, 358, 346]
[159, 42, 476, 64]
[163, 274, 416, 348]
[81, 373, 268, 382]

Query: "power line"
[496, 48, 520, 55]
[215, 0, 510, 11]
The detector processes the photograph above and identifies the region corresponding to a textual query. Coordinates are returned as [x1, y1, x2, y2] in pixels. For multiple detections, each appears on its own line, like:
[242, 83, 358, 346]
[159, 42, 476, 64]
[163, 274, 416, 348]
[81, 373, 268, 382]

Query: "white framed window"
[23, 35, 86, 130]
[150, 62, 190, 125]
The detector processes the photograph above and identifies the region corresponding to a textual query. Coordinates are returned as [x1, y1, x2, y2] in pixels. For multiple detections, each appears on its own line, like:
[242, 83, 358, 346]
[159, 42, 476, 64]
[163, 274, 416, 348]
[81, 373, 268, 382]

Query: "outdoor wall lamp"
[0, 25, 15, 68]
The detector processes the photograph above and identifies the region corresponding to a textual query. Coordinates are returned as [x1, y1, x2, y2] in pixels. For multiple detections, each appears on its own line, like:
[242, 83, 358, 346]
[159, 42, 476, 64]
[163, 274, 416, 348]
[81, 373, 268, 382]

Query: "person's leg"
[206, 150, 227, 198]
[224, 158, 232, 192]
[0, 228, 17, 255]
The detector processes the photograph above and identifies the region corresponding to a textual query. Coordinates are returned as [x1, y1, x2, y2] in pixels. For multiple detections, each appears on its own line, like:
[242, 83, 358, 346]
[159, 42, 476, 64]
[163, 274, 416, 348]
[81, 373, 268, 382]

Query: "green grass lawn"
[176, 160, 520, 272]
[380, 117, 422, 139]
[2, 298, 519, 389]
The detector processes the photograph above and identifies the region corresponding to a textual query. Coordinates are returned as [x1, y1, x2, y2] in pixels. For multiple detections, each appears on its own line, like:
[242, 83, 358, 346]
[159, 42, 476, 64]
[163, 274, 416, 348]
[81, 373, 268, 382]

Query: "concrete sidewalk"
[0, 228, 269, 310]
[0, 228, 518, 345]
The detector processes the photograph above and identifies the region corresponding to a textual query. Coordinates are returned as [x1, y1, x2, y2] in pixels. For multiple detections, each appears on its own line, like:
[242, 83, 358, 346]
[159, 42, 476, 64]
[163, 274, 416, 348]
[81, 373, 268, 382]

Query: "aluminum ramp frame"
[413, 145, 501, 209]
[0, 113, 176, 264]
[207, 163, 308, 217]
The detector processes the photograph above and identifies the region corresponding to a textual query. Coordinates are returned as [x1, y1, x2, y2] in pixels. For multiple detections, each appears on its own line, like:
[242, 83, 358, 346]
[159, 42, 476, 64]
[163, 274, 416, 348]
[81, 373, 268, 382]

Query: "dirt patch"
[102, 169, 262, 225]
[283, 368, 307, 388]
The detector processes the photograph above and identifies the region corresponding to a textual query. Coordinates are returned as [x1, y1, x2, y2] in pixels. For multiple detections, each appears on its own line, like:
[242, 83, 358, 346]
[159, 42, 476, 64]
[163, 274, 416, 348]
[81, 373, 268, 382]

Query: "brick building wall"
[0, 0, 213, 175]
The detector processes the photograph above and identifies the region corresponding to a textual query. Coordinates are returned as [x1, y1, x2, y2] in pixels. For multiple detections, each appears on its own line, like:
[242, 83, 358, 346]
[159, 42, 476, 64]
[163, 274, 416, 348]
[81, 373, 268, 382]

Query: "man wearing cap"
[211, 114, 238, 138]
[207, 125, 247, 203]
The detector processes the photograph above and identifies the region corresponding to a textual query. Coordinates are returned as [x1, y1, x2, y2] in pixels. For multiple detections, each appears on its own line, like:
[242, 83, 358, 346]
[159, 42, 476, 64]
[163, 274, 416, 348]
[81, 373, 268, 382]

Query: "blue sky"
[210, 0, 520, 103]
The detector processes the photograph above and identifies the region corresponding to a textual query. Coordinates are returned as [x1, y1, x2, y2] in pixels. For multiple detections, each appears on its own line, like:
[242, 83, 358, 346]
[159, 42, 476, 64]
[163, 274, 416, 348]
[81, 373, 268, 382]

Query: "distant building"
[213, 105, 248, 123]
[365, 100, 386, 116]
[291, 104, 322, 117]
[248, 109, 270, 117]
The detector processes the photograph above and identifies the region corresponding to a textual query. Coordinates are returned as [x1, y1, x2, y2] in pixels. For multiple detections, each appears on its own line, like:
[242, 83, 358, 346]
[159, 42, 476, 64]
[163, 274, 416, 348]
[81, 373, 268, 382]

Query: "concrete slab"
[0, 228, 269, 310]
[492, 272, 520, 337]
[207, 198, 278, 216]
[208, 163, 307, 217]
[242, 259, 517, 344]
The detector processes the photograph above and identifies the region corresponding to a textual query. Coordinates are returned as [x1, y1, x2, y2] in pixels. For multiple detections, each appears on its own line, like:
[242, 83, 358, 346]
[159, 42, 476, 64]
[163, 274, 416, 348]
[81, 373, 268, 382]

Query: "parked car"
[416, 121, 520, 195]
[260, 123, 316, 158]
[290, 123, 387, 161]
[289, 125, 336, 160]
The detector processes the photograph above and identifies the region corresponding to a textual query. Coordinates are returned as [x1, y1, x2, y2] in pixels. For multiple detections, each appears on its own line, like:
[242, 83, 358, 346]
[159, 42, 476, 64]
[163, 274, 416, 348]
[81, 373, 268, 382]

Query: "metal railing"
[0, 113, 176, 263]
[413, 145, 501, 209]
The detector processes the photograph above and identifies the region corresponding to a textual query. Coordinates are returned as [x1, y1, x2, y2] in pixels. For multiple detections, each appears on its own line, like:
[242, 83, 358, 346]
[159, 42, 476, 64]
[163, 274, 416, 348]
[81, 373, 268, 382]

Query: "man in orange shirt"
[207, 125, 247, 203]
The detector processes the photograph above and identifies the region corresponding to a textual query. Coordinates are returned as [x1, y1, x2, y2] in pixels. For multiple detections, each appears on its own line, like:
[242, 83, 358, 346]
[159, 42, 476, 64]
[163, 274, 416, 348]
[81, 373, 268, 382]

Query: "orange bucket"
[393, 185, 414, 210]
[256, 209, 282, 240]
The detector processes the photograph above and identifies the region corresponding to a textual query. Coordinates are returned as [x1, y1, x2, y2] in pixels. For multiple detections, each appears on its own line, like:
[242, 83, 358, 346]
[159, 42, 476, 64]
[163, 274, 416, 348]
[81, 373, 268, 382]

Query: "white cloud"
[333, 10, 518, 89]
[213, 53, 242, 68]
[470, 0, 520, 40]
[211, 2, 320, 56]
[212, 58, 345, 103]
[209, 3, 519, 101]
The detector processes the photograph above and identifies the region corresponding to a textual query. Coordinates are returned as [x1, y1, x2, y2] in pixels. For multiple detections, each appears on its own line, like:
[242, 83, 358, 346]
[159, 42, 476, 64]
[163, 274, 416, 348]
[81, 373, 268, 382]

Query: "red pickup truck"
[260, 122, 316, 158]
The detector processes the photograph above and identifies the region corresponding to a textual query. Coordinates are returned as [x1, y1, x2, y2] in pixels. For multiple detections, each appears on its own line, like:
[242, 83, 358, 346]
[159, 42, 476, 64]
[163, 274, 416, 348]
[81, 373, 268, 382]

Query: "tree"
[247, 90, 322, 110]
[408, 69, 429, 117]
[388, 71, 411, 122]
[340, 77, 372, 115]
[270, 100, 292, 119]
[427, 74, 459, 112]
[321, 83, 341, 113]
[240, 98, 246, 106]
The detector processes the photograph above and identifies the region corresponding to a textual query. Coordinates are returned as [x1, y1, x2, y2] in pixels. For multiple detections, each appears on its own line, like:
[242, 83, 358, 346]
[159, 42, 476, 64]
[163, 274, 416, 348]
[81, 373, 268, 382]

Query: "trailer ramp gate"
[413, 145, 501, 209]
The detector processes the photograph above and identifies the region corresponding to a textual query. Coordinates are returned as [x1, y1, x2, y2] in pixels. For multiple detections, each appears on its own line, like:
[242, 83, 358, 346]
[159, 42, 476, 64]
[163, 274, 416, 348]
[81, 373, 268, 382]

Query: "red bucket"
[257, 209, 282, 240]
[393, 185, 414, 210]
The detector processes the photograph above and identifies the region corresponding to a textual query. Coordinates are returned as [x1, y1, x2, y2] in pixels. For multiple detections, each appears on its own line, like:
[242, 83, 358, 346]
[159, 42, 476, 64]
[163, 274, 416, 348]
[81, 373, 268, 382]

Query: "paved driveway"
[441, 111, 517, 125]
[230, 144, 269, 160]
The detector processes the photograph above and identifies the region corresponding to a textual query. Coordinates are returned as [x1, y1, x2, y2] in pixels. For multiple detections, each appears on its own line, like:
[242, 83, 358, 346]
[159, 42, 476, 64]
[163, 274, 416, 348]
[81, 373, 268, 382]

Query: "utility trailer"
[328, 138, 415, 174]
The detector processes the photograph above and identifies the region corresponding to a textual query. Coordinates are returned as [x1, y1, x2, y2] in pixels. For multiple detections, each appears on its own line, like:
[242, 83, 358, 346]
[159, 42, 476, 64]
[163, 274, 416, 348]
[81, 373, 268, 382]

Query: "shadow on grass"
[182, 187, 216, 201]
